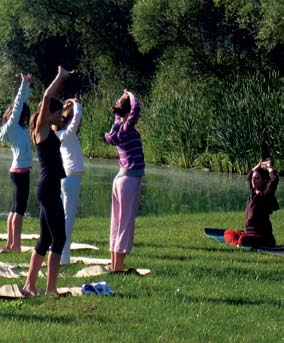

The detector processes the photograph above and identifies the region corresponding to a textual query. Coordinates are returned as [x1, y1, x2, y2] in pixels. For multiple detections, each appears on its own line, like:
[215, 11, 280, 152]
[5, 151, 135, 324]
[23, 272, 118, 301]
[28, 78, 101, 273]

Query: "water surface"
[1, 148, 283, 218]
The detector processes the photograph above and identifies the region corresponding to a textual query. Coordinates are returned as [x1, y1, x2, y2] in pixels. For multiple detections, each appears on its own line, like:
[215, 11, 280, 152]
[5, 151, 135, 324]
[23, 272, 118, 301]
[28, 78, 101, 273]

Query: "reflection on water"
[1, 148, 283, 218]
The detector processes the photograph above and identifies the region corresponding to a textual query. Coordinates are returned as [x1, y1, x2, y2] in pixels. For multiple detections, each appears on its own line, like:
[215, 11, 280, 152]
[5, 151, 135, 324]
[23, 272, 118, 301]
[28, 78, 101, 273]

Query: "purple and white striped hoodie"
[105, 92, 145, 177]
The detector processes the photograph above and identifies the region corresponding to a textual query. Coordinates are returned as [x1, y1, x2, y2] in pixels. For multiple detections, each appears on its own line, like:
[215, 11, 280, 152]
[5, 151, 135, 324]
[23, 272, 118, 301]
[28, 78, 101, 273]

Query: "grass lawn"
[0, 211, 283, 343]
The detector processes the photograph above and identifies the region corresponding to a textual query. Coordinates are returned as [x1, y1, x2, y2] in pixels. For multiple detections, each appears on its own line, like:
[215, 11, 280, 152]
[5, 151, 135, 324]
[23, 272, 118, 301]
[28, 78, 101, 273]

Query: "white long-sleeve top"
[0, 80, 32, 169]
[56, 102, 84, 175]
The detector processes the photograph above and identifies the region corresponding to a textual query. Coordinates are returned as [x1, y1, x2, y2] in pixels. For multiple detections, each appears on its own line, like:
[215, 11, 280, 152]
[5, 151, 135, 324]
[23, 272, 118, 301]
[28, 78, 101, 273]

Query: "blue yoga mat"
[204, 228, 226, 244]
[258, 246, 284, 255]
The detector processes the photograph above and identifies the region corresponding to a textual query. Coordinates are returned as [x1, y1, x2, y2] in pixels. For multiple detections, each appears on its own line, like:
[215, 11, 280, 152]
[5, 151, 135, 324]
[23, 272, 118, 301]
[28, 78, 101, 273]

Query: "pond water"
[1, 148, 283, 218]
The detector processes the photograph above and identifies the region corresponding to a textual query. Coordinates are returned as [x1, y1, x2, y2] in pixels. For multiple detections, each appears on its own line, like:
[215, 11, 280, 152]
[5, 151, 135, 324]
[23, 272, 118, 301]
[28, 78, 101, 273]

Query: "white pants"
[60, 174, 82, 264]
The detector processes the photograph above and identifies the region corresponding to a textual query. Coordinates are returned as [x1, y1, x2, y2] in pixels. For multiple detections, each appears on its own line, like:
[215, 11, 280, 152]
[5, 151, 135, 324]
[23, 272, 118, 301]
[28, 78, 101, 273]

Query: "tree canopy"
[0, 0, 282, 96]
[0, 0, 283, 171]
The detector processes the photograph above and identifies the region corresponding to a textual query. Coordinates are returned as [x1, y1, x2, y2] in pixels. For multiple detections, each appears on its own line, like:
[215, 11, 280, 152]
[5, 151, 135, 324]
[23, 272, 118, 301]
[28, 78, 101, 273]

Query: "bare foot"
[10, 248, 21, 253]
[20, 288, 38, 297]
[45, 287, 58, 294]
[0, 247, 10, 253]
[45, 289, 59, 297]
[2, 246, 21, 253]
[10, 244, 21, 252]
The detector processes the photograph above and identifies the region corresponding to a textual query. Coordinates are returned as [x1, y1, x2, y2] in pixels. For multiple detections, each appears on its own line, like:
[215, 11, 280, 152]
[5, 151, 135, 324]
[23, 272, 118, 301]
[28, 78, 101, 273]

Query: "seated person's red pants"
[224, 229, 276, 248]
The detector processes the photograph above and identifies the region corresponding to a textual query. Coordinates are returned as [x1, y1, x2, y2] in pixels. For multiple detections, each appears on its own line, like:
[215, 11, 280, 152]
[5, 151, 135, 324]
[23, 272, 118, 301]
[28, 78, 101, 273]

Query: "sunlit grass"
[0, 211, 283, 343]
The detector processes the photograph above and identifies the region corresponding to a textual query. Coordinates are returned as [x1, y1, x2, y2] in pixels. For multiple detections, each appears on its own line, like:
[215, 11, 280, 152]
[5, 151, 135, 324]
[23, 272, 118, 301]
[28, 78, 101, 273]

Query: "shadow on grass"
[136, 242, 284, 265]
[178, 294, 283, 307]
[136, 246, 251, 263]
[135, 241, 239, 253]
[139, 252, 284, 268]
[0, 312, 74, 324]
[111, 292, 139, 299]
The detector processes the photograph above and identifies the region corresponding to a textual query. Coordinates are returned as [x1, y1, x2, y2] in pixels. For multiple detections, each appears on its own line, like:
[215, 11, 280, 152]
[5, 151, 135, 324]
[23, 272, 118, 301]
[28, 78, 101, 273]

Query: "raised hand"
[21, 73, 32, 83]
[58, 66, 75, 79]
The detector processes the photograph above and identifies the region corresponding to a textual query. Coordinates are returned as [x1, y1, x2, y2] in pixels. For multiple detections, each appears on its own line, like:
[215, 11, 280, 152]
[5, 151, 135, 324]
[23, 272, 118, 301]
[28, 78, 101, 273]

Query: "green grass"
[0, 211, 284, 343]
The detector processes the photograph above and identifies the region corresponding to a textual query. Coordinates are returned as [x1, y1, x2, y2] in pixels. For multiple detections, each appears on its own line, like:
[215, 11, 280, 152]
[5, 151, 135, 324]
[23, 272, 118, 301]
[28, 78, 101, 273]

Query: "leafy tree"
[132, 0, 284, 78]
[0, 0, 153, 98]
[214, 0, 284, 73]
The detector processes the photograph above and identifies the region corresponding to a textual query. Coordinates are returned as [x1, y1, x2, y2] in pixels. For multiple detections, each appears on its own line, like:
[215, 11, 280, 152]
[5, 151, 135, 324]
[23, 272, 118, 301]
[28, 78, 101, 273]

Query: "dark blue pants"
[10, 171, 30, 216]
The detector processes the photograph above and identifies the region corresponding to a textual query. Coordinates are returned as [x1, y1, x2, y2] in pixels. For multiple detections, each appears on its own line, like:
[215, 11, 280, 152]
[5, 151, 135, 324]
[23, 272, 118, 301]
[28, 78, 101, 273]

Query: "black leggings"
[10, 171, 30, 216]
[35, 176, 66, 256]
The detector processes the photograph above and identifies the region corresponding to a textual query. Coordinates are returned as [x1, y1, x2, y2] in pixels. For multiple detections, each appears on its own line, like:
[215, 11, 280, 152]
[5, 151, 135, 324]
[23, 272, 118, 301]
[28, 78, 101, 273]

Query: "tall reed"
[72, 71, 284, 174]
[79, 90, 121, 158]
[211, 73, 284, 173]
[142, 79, 211, 168]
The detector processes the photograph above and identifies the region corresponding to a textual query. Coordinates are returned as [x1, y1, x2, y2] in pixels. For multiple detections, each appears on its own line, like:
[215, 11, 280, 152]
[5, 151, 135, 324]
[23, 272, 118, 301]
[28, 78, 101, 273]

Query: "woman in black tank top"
[22, 66, 74, 296]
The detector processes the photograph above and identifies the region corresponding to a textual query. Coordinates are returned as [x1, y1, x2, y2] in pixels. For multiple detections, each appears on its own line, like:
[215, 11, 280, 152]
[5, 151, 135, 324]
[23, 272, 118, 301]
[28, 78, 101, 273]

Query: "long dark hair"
[253, 167, 270, 190]
[29, 112, 40, 144]
[49, 97, 63, 113]
[19, 103, 31, 127]
[111, 95, 131, 117]
[29, 97, 63, 143]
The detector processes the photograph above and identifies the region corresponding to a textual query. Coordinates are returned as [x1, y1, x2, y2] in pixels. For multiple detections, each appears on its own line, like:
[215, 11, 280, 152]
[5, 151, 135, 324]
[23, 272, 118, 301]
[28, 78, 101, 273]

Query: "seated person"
[224, 159, 279, 248]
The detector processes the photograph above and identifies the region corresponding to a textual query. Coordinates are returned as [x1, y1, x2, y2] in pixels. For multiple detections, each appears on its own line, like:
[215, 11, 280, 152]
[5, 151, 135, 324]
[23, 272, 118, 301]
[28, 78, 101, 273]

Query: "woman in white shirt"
[55, 98, 84, 264]
[0, 73, 32, 252]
